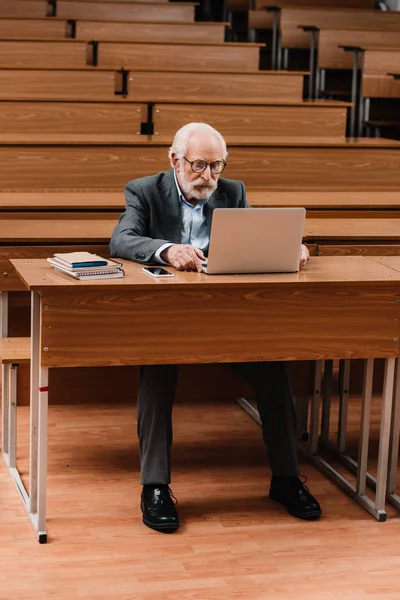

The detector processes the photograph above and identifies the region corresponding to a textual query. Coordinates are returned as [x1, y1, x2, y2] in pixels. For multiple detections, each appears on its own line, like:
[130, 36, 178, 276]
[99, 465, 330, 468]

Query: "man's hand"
[161, 244, 205, 272]
[299, 244, 310, 269]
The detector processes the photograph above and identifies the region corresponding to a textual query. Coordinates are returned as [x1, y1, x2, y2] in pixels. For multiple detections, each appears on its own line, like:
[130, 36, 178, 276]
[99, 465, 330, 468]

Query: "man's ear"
[171, 153, 180, 170]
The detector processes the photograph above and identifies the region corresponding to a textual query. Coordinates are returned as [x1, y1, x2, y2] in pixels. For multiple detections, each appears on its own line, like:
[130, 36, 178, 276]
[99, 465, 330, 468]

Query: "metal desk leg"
[321, 360, 333, 444]
[386, 358, 400, 509]
[349, 50, 359, 138]
[337, 359, 350, 453]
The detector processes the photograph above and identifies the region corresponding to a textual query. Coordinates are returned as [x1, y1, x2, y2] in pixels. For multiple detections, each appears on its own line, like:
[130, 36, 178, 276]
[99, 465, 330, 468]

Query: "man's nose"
[201, 165, 212, 181]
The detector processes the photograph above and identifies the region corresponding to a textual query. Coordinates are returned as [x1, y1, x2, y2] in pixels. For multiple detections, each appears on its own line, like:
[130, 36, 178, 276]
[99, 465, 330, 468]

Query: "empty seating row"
[0, 39, 263, 71]
[0, 0, 197, 21]
[0, 101, 349, 137]
[0, 17, 229, 43]
[0, 136, 399, 189]
[0, 68, 307, 103]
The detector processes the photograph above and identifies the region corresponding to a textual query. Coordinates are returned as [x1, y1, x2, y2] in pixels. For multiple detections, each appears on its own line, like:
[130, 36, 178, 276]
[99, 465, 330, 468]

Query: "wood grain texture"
[0, 69, 120, 100]
[128, 71, 304, 103]
[304, 218, 400, 242]
[76, 20, 226, 43]
[362, 74, 400, 98]
[57, 1, 196, 22]
[280, 10, 400, 50]
[0, 1, 47, 17]
[0, 40, 87, 68]
[0, 244, 109, 292]
[154, 103, 347, 137]
[2, 144, 400, 189]
[1, 190, 399, 212]
[364, 49, 400, 76]
[0, 18, 67, 39]
[34, 279, 400, 366]
[0, 337, 30, 363]
[318, 29, 400, 70]
[98, 42, 261, 72]
[0, 101, 144, 134]
[319, 245, 400, 256]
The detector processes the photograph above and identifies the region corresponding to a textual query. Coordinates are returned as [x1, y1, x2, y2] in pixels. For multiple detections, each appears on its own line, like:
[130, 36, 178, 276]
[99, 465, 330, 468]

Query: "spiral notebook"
[47, 254, 124, 280]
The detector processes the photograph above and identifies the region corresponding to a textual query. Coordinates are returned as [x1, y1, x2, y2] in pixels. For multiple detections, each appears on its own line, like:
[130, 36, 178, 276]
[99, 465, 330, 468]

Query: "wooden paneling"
[364, 49, 400, 76]
[0, 1, 48, 17]
[0, 18, 67, 39]
[1, 143, 400, 190]
[56, 1, 196, 22]
[304, 218, 400, 242]
[0, 69, 120, 100]
[319, 245, 400, 256]
[154, 103, 347, 137]
[36, 280, 399, 367]
[76, 20, 226, 43]
[97, 42, 261, 72]
[318, 30, 400, 70]
[0, 245, 110, 292]
[128, 71, 304, 103]
[0, 102, 144, 134]
[280, 9, 400, 50]
[232, 0, 374, 10]
[0, 41, 87, 68]
[362, 75, 400, 99]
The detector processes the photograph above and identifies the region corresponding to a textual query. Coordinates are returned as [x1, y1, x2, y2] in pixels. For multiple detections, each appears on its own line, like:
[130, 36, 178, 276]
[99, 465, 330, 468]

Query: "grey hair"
[168, 122, 228, 165]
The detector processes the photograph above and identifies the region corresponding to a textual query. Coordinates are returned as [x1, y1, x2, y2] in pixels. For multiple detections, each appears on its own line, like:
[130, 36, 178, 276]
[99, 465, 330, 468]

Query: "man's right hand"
[161, 244, 205, 272]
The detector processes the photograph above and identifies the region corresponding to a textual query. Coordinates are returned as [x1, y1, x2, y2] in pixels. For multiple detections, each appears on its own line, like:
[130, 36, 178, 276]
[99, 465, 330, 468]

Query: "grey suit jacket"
[109, 169, 250, 264]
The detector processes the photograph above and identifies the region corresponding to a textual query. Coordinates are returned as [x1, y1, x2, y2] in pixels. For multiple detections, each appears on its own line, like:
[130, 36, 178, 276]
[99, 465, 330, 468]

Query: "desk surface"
[12, 257, 400, 366]
[12, 255, 400, 289]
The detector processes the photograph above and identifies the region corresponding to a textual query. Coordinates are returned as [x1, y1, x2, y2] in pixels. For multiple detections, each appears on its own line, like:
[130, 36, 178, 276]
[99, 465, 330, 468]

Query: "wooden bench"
[56, 1, 197, 22]
[304, 218, 400, 255]
[0, 99, 349, 137]
[0, 101, 145, 134]
[96, 40, 263, 71]
[0, 189, 399, 219]
[0, 17, 68, 39]
[227, 0, 374, 12]
[0, 67, 305, 103]
[0, 1, 49, 18]
[249, 8, 400, 69]
[0, 135, 399, 190]
[152, 101, 348, 137]
[74, 19, 228, 43]
[0, 40, 88, 68]
[0, 68, 124, 100]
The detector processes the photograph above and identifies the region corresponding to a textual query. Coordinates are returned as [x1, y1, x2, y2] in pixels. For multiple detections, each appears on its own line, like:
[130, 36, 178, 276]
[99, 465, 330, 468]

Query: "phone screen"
[142, 267, 174, 277]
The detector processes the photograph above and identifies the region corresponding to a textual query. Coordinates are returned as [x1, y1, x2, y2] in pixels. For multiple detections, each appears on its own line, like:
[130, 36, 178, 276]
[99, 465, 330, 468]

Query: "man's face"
[172, 132, 224, 201]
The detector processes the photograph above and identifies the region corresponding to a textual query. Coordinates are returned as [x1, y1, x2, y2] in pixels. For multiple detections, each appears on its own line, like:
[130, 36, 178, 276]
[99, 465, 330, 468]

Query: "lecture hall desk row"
[0, 0, 198, 22]
[0, 214, 399, 292]
[0, 135, 399, 189]
[0, 16, 230, 43]
[0, 100, 350, 137]
[0, 38, 264, 72]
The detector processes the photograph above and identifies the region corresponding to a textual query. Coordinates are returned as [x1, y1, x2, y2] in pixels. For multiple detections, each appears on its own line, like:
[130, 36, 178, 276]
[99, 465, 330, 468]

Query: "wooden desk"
[5, 256, 400, 541]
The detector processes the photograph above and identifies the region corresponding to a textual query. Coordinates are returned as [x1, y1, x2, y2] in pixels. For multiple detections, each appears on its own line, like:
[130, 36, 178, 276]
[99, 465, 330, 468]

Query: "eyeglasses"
[183, 156, 227, 175]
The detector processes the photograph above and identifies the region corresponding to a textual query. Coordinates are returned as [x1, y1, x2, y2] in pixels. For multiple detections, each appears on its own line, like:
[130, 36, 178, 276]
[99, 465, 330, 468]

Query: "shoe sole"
[269, 493, 322, 521]
[142, 516, 180, 532]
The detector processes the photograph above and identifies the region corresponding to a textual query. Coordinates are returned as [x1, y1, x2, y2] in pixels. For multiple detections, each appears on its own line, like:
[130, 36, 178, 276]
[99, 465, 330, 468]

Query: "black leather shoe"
[141, 485, 180, 532]
[269, 476, 322, 520]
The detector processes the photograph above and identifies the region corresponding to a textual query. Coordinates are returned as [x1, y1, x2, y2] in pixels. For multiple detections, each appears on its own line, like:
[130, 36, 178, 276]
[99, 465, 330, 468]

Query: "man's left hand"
[300, 244, 310, 269]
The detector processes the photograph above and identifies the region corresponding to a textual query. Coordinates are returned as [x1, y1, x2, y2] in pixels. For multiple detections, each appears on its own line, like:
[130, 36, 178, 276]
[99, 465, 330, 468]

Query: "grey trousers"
[137, 362, 299, 485]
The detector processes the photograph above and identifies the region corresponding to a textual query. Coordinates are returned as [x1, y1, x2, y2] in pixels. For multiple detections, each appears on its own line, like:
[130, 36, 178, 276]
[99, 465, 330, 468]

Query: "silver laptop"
[201, 207, 306, 274]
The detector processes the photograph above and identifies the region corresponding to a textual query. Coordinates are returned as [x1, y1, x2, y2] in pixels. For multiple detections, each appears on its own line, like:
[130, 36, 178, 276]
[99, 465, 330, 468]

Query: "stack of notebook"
[47, 252, 125, 280]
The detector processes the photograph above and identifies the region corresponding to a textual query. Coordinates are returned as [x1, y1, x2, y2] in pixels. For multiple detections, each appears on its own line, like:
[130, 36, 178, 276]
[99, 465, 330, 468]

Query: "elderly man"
[110, 122, 321, 532]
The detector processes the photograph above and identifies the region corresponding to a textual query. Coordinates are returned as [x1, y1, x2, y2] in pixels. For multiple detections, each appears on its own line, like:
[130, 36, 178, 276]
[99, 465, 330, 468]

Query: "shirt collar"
[173, 170, 208, 208]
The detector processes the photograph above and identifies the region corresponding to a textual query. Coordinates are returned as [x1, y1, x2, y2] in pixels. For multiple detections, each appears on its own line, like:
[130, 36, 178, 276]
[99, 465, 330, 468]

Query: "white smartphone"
[142, 267, 174, 277]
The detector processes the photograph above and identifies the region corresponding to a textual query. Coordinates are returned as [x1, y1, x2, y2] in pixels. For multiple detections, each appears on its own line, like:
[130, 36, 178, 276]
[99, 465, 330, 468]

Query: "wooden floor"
[1, 395, 400, 599]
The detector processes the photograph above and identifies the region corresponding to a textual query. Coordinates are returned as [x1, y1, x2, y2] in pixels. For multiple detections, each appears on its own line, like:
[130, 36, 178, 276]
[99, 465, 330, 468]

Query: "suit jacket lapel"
[204, 188, 228, 237]
[158, 170, 182, 243]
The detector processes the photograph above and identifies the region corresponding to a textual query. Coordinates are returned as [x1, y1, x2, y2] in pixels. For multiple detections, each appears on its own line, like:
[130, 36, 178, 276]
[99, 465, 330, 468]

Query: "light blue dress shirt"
[154, 171, 210, 264]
